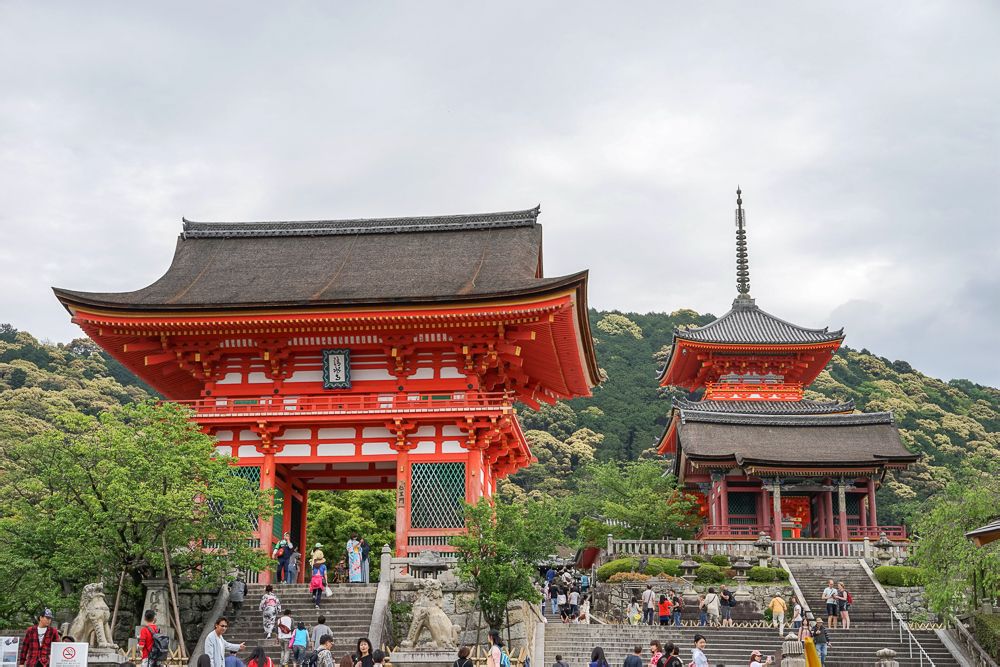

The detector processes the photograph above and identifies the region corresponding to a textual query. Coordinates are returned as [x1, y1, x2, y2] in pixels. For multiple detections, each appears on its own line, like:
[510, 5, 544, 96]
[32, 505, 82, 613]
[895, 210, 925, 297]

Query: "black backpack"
[145, 626, 171, 664]
[301, 651, 320, 667]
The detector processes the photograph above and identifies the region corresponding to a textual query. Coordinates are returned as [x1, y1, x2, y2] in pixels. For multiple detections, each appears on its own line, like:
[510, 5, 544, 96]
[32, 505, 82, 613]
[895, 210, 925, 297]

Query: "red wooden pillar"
[837, 480, 849, 542]
[258, 451, 276, 585]
[771, 481, 783, 542]
[720, 477, 730, 531]
[395, 447, 411, 557]
[867, 478, 878, 527]
[761, 486, 771, 535]
[299, 488, 309, 582]
[860, 489, 869, 530]
[824, 488, 835, 538]
[813, 494, 823, 538]
[281, 475, 293, 539]
[467, 448, 483, 502]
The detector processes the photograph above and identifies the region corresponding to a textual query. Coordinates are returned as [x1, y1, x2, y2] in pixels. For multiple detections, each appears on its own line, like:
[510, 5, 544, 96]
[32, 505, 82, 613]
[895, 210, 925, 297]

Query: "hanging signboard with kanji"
[322, 348, 351, 389]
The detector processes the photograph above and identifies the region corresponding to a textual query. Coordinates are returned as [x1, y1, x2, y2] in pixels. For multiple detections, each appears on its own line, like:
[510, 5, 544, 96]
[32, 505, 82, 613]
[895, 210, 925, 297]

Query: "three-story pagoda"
[656, 190, 916, 542]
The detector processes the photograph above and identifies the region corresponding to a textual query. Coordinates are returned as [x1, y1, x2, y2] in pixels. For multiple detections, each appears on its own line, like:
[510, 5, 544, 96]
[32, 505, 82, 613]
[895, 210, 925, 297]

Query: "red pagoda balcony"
[703, 382, 804, 401]
[698, 524, 772, 539]
[847, 525, 907, 541]
[171, 391, 514, 424]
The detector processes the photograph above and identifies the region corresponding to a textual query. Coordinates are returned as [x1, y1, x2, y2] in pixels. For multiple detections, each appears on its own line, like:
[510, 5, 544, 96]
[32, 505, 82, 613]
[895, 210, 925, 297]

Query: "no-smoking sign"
[51, 642, 87, 667]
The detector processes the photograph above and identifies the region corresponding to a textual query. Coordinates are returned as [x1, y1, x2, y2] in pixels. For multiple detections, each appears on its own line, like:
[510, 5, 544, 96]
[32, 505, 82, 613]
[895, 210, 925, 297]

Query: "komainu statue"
[68, 583, 118, 649]
[400, 579, 461, 650]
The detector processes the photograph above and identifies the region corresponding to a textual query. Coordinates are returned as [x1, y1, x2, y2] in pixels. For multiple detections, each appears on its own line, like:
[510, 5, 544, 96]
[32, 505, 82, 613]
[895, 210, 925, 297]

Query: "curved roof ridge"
[678, 409, 893, 427]
[672, 397, 856, 415]
[672, 298, 844, 345]
[181, 206, 541, 239]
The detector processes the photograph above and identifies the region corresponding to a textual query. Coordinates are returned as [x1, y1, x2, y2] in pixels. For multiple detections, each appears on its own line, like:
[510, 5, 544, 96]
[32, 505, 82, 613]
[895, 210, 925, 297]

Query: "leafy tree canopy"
[0, 401, 270, 624]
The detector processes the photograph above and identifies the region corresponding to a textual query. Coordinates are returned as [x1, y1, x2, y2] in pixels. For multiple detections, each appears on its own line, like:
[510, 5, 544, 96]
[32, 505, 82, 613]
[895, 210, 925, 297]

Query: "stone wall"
[883, 586, 937, 623]
[390, 577, 540, 655]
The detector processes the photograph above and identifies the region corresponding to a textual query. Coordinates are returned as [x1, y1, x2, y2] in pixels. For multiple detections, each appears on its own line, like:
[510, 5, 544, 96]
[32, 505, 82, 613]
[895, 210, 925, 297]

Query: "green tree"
[308, 489, 395, 578]
[0, 401, 270, 624]
[451, 498, 565, 632]
[912, 469, 1000, 615]
[573, 459, 701, 541]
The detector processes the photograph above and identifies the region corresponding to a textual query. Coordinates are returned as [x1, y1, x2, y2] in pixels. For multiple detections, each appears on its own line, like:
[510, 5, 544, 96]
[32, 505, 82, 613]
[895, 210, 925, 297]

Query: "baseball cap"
[41, 609, 54, 618]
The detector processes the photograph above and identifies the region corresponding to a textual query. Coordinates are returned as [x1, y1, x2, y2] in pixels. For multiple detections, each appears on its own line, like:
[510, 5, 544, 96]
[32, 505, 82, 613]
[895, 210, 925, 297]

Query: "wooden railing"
[607, 537, 909, 560]
[849, 525, 908, 540]
[698, 524, 771, 538]
[173, 391, 513, 419]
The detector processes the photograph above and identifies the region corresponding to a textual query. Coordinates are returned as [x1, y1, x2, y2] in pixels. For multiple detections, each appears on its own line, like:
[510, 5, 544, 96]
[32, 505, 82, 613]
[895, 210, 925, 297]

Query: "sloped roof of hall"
[53, 207, 588, 311]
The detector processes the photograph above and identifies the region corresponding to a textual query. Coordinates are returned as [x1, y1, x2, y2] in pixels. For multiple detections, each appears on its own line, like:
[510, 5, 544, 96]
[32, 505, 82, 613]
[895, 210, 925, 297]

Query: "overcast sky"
[1, 2, 997, 386]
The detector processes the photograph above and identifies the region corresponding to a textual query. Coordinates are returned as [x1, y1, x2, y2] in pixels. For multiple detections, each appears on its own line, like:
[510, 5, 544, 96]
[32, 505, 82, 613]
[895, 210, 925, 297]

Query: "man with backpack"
[229, 574, 248, 615]
[138, 610, 170, 667]
[272, 532, 295, 585]
[719, 585, 734, 627]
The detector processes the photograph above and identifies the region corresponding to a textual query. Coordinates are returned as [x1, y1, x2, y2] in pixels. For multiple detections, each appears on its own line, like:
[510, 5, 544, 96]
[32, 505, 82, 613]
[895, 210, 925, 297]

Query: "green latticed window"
[410, 462, 466, 529]
[728, 492, 757, 524]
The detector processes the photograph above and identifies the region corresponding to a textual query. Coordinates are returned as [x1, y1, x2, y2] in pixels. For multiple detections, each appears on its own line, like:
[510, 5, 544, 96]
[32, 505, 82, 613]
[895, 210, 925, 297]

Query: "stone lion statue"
[401, 579, 461, 650]
[68, 582, 118, 649]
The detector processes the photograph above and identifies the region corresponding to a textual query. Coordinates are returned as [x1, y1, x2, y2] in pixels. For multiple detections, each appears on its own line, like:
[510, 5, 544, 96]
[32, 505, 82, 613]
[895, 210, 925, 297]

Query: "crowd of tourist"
[543, 566, 592, 623]
[265, 533, 374, 587]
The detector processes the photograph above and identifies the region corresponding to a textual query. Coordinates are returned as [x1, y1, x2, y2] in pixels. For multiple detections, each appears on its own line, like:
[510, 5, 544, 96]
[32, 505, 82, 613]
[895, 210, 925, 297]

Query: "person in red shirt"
[17, 609, 60, 667]
[138, 610, 159, 667]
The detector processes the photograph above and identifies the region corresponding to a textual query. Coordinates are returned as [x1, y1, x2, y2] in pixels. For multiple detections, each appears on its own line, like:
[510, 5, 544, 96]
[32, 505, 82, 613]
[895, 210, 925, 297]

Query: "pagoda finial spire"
[735, 186, 751, 298]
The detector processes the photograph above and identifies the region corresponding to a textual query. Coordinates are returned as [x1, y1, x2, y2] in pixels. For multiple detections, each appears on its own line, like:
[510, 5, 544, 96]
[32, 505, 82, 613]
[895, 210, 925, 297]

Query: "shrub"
[608, 572, 651, 583]
[874, 565, 927, 587]
[709, 554, 731, 568]
[646, 558, 682, 577]
[689, 554, 706, 563]
[973, 613, 1000, 660]
[597, 558, 638, 581]
[773, 567, 789, 581]
[695, 563, 725, 583]
[748, 566, 776, 582]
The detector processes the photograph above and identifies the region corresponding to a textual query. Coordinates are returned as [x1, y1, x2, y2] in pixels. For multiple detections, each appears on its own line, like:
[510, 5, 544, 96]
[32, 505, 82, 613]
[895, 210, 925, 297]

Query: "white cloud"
[0, 1, 997, 385]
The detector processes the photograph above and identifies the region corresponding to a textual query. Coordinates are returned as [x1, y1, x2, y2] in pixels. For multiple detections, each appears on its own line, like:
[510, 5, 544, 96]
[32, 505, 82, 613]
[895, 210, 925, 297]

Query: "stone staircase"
[788, 560, 893, 625]
[222, 583, 376, 662]
[543, 623, 960, 667]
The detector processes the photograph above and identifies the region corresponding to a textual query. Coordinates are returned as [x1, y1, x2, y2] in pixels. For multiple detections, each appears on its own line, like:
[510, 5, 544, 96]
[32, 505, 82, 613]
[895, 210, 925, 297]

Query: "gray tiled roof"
[54, 207, 583, 310]
[181, 207, 540, 239]
[677, 409, 916, 465]
[675, 295, 844, 345]
[673, 398, 855, 415]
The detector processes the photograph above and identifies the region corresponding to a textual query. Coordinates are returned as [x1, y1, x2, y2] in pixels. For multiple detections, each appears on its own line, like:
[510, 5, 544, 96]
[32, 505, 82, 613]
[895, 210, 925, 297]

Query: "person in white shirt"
[822, 579, 839, 628]
[276, 610, 294, 667]
[641, 585, 656, 625]
[791, 598, 803, 631]
[204, 618, 244, 667]
[689, 634, 709, 667]
[748, 649, 772, 667]
[568, 589, 580, 617]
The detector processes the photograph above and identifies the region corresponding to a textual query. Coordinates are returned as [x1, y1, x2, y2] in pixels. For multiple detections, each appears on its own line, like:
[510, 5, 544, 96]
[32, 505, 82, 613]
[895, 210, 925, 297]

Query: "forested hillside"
[1, 310, 997, 529]
[510, 309, 999, 525]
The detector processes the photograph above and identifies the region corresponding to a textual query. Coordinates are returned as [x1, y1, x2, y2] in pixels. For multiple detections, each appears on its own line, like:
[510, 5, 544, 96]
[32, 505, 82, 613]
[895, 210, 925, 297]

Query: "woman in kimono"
[346, 534, 363, 583]
[258, 584, 281, 638]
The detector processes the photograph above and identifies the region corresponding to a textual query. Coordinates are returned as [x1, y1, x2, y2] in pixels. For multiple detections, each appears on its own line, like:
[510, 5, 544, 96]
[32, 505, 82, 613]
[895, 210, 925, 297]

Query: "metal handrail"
[889, 602, 938, 666]
[859, 557, 936, 666]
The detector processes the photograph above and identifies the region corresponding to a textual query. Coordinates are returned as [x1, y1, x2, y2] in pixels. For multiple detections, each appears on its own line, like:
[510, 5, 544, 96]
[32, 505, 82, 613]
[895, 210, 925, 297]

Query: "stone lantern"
[780, 633, 806, 667]
[754, 531, 773, 568]
[732, 558, 752, 601]
[875, 647, 899, 667]
[680, 559, 699, 596]
[875, 532, 894, 566]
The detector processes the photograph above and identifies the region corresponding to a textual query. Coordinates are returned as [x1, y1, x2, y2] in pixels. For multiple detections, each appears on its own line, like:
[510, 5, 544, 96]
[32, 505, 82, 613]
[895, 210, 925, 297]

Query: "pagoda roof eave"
[53, 270, 590, 316]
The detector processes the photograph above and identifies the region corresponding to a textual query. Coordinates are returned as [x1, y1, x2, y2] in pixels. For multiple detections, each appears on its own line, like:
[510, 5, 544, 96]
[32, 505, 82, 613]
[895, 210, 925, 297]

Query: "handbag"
[323, 585, 333, 598]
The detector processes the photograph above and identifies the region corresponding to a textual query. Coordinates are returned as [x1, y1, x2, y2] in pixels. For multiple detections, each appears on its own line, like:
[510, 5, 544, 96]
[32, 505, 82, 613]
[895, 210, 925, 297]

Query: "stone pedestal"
[390, 649, 456, 667]
[87, 647, 128, 667]
[141, 579, 174, 632]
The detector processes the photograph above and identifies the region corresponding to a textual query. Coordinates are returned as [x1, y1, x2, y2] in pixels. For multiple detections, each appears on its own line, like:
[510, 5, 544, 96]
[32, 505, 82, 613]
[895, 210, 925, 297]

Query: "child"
[371, 651, 385, 667]
[291, 622, 309, 667]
